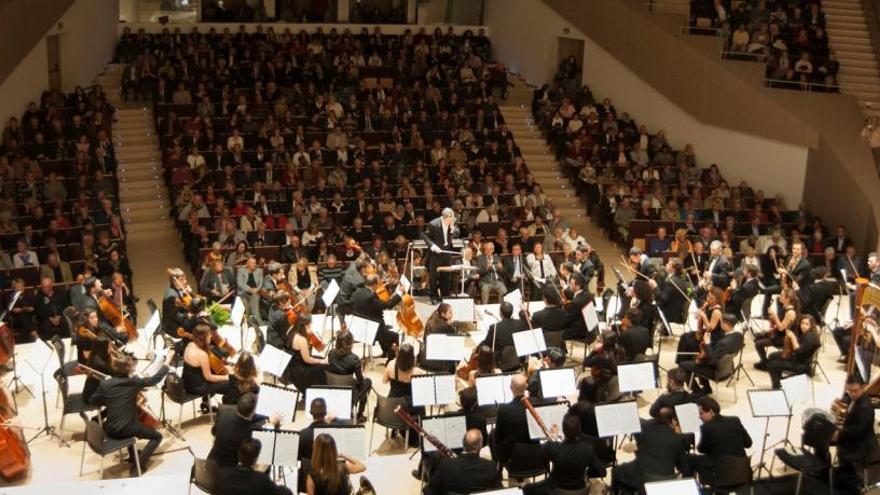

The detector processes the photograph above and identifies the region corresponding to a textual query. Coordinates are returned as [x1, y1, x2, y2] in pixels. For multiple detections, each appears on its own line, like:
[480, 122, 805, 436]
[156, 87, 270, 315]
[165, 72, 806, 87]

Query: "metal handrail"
[765, 78, 841, 92]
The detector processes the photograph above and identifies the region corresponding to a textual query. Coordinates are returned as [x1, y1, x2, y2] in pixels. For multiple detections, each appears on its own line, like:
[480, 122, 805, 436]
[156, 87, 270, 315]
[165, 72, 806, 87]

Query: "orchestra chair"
[564, 335, 592, 364]
[368, 389, 409, 454]
[189, 456, 216, 495]
[248, 314, 266, 354]
[51, 334, 80, 408]
[498, 346, 522, 373]
[161, 335, 184, 368]
[505, 442, 549, 482]
[61, 306, 81, 362]
[544, 331, 564, 355]
[744, 294, 770, 337]
[160, 370, 208, 438]
[700, 455, 753, 495]
[688, 351, 738, 402]
[774, 413, 837, 495]
[79, 414, 141, 478]
[54, 368, 100, 443]
[727, 325, 755, 390]
[324, 371, 360, 413]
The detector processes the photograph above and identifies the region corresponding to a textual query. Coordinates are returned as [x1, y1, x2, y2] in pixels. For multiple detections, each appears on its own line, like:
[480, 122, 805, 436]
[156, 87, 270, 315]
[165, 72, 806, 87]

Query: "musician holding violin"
[680, 313, 743, 396]
[754, 288, 799, 370]
[259, 262, 286, 320]
[675, 286, 724, 366]
[88, 348, 173, 477]
[77, 307, 125, 363]
[183, 323, 231, 413]
[79, 277, 130, 344]
[162, 268, 191, 336]
[350, 273, 404, 360]
[283, 313, 328, 391]
[764, 314, 821, 389]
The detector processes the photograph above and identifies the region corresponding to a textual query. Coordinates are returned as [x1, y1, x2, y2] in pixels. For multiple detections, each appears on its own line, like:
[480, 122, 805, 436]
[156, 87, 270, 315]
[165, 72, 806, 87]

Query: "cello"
[0, 323, 13, 368]
[98, 292, 138, 340]
[396, 248, 424, 338]
[0, 383, 29, 481]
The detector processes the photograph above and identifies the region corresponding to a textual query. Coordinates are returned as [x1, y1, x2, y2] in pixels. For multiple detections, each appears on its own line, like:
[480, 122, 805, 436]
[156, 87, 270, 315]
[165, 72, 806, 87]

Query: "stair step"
[838, 74, 880, 84]
[826, 33, 871, 43]
[837, 52, 878, 63]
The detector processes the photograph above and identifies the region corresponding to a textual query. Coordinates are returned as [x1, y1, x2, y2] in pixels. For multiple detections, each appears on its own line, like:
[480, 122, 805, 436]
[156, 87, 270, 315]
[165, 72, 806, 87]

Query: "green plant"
[207, 302, 231, 327]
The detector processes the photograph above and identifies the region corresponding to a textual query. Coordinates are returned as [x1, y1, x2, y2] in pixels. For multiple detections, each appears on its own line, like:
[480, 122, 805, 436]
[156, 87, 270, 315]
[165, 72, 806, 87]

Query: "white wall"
[486, 0, 809, 205]
[0, 0, 118, 127]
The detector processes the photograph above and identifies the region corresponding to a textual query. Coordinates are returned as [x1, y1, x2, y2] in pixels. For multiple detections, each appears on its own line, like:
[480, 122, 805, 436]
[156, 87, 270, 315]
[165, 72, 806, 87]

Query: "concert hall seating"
[118, 26, 577, 291]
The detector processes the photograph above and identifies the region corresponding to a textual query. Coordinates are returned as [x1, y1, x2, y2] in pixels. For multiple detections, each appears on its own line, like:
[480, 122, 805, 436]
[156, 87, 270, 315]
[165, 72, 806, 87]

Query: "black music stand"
[0, 291, 34, 407]
[748, 388, 791, 480]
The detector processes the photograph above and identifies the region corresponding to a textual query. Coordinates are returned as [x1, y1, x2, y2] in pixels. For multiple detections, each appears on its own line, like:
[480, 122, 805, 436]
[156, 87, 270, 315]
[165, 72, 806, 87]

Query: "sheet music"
[322, 279, 340, 307]
[538, 368, 577, 398]
[595, 401, 641, 437]
[425, 334, 466, 362]
[257, 344, 293, 378]
[421, 415, 467, 452]
[443, 298, 475, 322]
[252, 429, 277, 466]
[512, 328, 546, 357]
[25, 339, 55, 373]
[345, 315, 380, 344]
[617, 362, 657, 393]
[781, 373, 812, 406]
[503, 289, 523, 319]
[644, 478, 701, 495]
[582, 302, 599, 331]
[142, 310, 160, 336]
[305, 387, 353, 420]
[471, 489, 523, 495]
[674, 403, 702, 445]
[256, 383, 298, 421]
[475, 373, 515, 406]
[272, 430, 300, 467]
[230, 296, 245, 330]
[748, 389, 790, 417]
[0, 473, 190, 495]
[139, 351, 166, 378]
[313, 426, 366, 460]
[527, 403, 567, 440]
[399, 274, 412, 293]
[411, 374, 456, 407]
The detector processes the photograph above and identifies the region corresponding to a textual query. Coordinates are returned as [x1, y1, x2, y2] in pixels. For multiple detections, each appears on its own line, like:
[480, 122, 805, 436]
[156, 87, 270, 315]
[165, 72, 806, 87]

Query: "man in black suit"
[829, 375, 880, 492]
[690, 396, 752, 485]
[628, 247, 656, 279]
[868, 252, 880, 285]
[81, 276, 129, 345]
[618, 307, 652, 362]
[649, 368, 695, 418]
[209, 393, 278, 469]
[612, 409, 690, 494]
[703, 240, 732, 290]
[527, 288, 568, 334]
[259, 263, 285, 320]
[89, 355, 170, 476]
[337, 258, 369, 316]
[523, 413, 606, 495]
[266, 292, 291, 350]
[479, 301, 526, 366]
[424, 429, 501, 495]
[279, 236, 306, 265]
[680, 313, 744, 395]
[726, 264, 761, 319]
[798, 267, 838, 322]
[504, 243, 528, 294]
[489, 374, 534, 464]
[200, 259, 235, 303]
[214, 438, 293, 495]
[422, 208, 458, 303]
[350, 273, 402, 358]
[655, 258, 690, 325]
[781, 242, 813, 289]
[563, 272, 594, 342]
[162, 268, 189, 336]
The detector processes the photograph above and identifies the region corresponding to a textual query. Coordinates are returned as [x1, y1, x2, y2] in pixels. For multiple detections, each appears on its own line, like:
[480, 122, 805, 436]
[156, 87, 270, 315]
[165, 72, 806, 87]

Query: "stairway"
[94, 65, 189, 317]
[500, 76, 619, 287]
[824, 0, 880, 115]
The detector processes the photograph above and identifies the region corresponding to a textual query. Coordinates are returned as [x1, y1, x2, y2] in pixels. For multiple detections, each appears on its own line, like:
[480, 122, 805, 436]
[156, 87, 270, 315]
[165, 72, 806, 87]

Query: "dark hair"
[721, 313, 738, 328]
[396, 343, 415, 372]
[633, 278, 654, 303]
[310, 397, 327, 419]
[668, 367, 687, 387]
[460, 387, 478, 412]
[570, 272, 587, 289]
[334, 330, 354, 358]
[657, 408, 676, 426]
[546, 347, 565, 367]
[697, 395, 720, 414]
[238, 437, 261, 467]
[625, 307, 643, 325]
[499, 301, 513, 318]
[234, 352, 258, 395]
[293, 313, 312, 339]
[847, 374, 865, 386]
[237, 392, 257, 417]
[542, 287, 562, 306]
[562, 413, 581, 440]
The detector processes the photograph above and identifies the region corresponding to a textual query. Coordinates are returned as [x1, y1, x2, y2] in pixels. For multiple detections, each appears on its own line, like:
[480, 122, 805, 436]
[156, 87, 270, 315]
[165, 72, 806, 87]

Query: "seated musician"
[4, 278, 35, 342]
[77, 307, 124, 363]
[200, 259, 236, 303]
[478, 301, 525, 367]
[582, 331, 623, 403]
[463, 345, 501, 387]
[350, 273, 403, 360]
[754, 288, 798, 370]
[827, 375, 880, 493]
[328, 331, 371, 423]
[675, 287, 724, 366]
[81, 276, 129, 345]
[88, 352, 171, 476]
[489, 374, 534, 465]
[288, 257, 317, 311]
[618, 307, 652, 362]
[162, 268, 189, 337]
[383, 343, 425, 447]
[653, 258, 689, 325]
[209, 393, 279, 470]
[267, 291, 292, 350]
[563, 272, 594, 342]
[81, 336, 116, 403]
[336, 258, 370, 317]
[423, 429, 501, 495]
[649, 368, 695, 419]
[526, 413, 606, 495]
[306, 433, 366, 495]
[680, 313, 743, 395]
[476, 242, 507, 304]
[834, 309, 880, 367]
[222, 351, 260, 406]
[214, 437, 293, 495]
[33, 277, 66, 341]
[628, 278, 658, 331]
[526, 346, 566, 403]
[259, 262, 286, 320]
[611, 409, 690, 494]
[183, 323, 231, 413]
[525, 288, 568, 335]
[798, 267, 839, 322]
[765, 314, 822, 389]
[725, 264, 761, 318]
[504, 243, 528, 293]
[282, 314, 327, 391]
[690, 396, 752, 486]
[108, 271, 137, 326]
[419, 303, 457, 373]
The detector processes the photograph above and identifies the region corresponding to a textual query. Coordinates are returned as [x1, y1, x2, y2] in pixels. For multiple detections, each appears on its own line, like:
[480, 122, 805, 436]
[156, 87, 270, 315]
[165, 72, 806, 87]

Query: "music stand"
[748, 388, 791, 480]
[25, 339, 67, 446]
[0, 291, 33, 406]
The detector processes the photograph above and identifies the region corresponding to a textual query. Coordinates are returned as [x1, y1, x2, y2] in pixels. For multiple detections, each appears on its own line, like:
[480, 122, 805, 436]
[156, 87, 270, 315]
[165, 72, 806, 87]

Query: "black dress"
[283, 343, 326, 391]
[183, 361, 230, 396]
[309, 462, 351, 495]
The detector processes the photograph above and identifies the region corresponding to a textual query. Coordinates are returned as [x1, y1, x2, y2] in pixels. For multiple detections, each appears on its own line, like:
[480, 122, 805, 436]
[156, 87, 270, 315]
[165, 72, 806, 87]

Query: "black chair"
[189, 456, 217, 495]
[369, 390, 409, 453]
[544, 331, 564, 353]
[506, 442, 549, 481]
[248, 314, 265, 354]
[79, 415, 141, 478]
[775, 412, 837, 495]
[707, 455, 753, 494]
[690, 349, 739, 402]
[498, 346, 521, 372]
[160, 370, 204, 437]
[54, 368, 100, 444]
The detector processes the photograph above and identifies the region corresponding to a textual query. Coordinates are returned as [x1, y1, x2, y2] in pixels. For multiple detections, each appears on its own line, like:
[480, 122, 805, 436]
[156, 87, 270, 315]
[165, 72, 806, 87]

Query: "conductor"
[423, 208, 459, 304]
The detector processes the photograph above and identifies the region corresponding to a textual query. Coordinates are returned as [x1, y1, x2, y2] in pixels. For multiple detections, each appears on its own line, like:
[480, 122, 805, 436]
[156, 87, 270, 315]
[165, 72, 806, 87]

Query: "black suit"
[524, 438, 606, 495]
[479, 317, 526, 366]
[424, 453, 501, 495]
[266, 307, 289, 349]
[691, 414, 752, 484]
[613, 420, 690, 493]
[208, 407, 262, 468]
[656, 274, 689, 324]
[504, 254, 528, 288]
[727, 278, 760, 318]
[279, 245, 306, 265]
[563, 290, 594, 341]
[836, 395, 879, 464]
[490, 396, 534, 464]
[214, 466, 293, 495]
[350, 286, 401, 356]
[161, 286, 187, 335]
[619, 325, 651, 361]
[422, 217, 457, 299]
[788, 257, 813, 288]
[707, 255, 732, 289]
[649, 389, 695, 418]
[529, 306, 567, 333]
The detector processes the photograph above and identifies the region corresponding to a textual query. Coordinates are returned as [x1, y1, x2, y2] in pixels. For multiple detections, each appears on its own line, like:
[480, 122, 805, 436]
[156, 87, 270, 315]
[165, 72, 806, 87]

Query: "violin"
[168, 269, 194, 308]
[78, 363, 161, 429]
[178, 326, 235, 375]
[457, 347, 479, 380]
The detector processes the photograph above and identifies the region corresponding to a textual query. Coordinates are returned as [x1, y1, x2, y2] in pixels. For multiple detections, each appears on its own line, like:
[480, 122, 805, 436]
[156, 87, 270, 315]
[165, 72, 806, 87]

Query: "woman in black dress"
[183, 323, 231, 412]
[222, 351, 260, 406]
[382, 343, 425, 446]
[306, 434, 365, 495]
[327, 330, 371, 423]
[283, 314, 327, 391]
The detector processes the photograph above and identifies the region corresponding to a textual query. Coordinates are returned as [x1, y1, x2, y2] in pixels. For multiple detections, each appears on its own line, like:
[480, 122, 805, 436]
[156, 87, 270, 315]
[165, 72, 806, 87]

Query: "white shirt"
[526, 253, 557, 282]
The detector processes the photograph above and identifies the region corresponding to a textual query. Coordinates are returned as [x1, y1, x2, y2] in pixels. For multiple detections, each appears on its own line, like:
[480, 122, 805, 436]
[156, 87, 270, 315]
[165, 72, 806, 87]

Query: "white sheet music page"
[142, 310, 160, 336]
[346, 315, 380, 344]
[230, 296, 246, 330]
[538, 368, 577, 398]
[748, 389, 790, 417]
[527, 403, 567, 440]
[411, 375, 437, 407]
[595, 401, 641, 437]
[257, 344, 293, 378]
[434, 374, 456, 404]
[512, 328, 546, 357]
[475, 374, 506, 406]
[780, 373, 812, 406]
[443, 298, 475, 322]
[425, 334, 466, 361]
[674, 403, 702, 445]
[256, 384, 297, 421]
[617, 362, 656, 393]
[582, 302, 599, 331]
[420, 417, 448, 452]
[272, 430, 300, 467]
[421, 415, 466, 452]
[503, 289, 523, 319]
[322, 279, 340, 307]
[644, 478, 701, 495]
[314, 426, 366, 460]
[305, 387, 353, 420]
[252, 429, 277, 466]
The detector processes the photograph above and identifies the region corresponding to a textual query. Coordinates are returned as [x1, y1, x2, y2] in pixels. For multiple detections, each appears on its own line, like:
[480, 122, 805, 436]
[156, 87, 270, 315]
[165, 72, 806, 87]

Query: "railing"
[765, 79, 841, 93]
